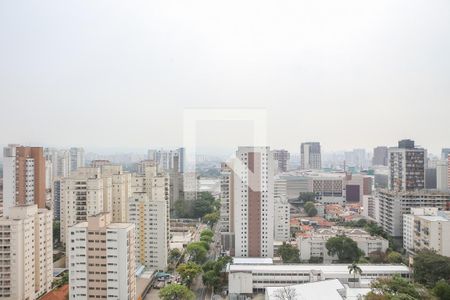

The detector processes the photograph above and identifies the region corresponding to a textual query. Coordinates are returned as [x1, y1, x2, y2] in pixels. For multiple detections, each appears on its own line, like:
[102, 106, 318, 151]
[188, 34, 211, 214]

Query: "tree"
[432, 279, 450, 300]
[271, 286, 298, 300]
[368, 250, 386, 264]
[298, 192, 316, 203]
[175, 200, 192, 218]
[203, 211, 220, 226]
[386, 251, 403, 264]
[200, 229, 214, 238]
[169, 249, 182, 264]
[304, 201, 315, 212]
[192, 192, 216, 218]
[277, 243, 300, 263]
[365, 275, 433, 300]
[413, 250, 450, 288]
[202, 270, 221, 292]
[307, 206, 318, 217]
[159, 284, 195, 300]
[348, 262, 362, 288]
[200, 235, 213, 244]
[201, 256, 232, 292]
[53, 221, 61, 245]
[186, 242, 208, 264]
[326, 236, 364, 263]
[176, 262, 202, 286]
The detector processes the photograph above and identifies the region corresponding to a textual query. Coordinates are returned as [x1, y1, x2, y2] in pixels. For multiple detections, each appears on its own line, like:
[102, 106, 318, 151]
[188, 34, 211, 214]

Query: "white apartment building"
[234, 146, 274, 258]
[403, 208, 450, 256]
[376, 189, 450, 237]
[300, 142, 322, 170]
[69, 147, 85, 172]
[274, 196, 290, 242]
[68, 212, 136, 300]
[60, 168, 104, 245]
[147, 148, 185, 173]
[0, 205, 53, 300]
[102, 165, 132, 223]
[297, 227, 388, 263]
[437, 159, 449, 192]
[362, 195, 379, 222]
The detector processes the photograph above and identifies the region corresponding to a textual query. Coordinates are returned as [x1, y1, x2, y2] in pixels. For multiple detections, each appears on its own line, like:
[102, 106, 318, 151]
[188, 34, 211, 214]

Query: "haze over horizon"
[1, 0, 449, 154]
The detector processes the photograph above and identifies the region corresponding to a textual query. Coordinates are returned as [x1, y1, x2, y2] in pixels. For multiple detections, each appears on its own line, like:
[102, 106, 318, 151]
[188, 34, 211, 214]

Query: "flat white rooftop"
[229, 263, 410, 273]
[232, 257, 273, 265]
[266, 279, 344, 300]
[419, 216, 448, 222]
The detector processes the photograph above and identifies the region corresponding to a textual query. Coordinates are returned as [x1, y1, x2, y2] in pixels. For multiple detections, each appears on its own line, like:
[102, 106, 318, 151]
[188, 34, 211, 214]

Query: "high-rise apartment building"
[69, 147, 85, 172]
[219, 162, 234, 233]
[274, 195, 290, 242]
[100, 165, 132, 223]
[128, 193, 168, 270]
[234, 146, 274, 258]
[388, 139, 425, 191]
[3, 145, 46, 214]
[436, 159, 449, 192]
[0, 205, 53, 300]
[376, 189, 450, 237]
[271, 150, 290, 173]
[60, 167, 104, 245]
[68, 212, 136, 300]
[372, 146, 388, 166]
[300, 142, 321, 170]
[129, 164, 170, 269]
[147, 148, 185, 173]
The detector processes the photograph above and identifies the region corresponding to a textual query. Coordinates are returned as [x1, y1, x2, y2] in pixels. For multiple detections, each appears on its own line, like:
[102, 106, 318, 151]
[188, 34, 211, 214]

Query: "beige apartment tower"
[60, 167, 104, 245]
[0, 205, 53, 300]
[68, 212, 136, 300]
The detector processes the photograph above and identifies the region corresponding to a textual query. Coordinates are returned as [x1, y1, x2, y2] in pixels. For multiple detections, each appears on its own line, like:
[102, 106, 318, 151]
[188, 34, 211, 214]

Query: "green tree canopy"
[432, 279, 450, 300]
[200, 235, 213, 244]
[202, 270, 221, 291]
[413, 250, 450, 288]
[365, 275, 433, 300]
[186, 242, 208, 264]
[307, 206, 318, 217]
[298, 192, 316, 203]
[192, 192, 216, 218]
[203, 211, 220, 226]
[386, 251, 403, 264]
[169, 248, 182, 263]
[159, 283, 195, 300]
[176, 262, 202, 286]
[326, 236, 364, 263]
[277, 243, 300, 263]
[200, 229, 214, 238]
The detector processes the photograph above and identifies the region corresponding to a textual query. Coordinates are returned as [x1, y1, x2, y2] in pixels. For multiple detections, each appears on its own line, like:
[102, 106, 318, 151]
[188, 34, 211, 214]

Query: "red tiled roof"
[40, 285, 69, 300]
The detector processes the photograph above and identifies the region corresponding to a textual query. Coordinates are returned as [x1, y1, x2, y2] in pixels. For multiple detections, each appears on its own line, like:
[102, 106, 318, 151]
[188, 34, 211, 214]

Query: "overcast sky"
[1, 0, 449, 156]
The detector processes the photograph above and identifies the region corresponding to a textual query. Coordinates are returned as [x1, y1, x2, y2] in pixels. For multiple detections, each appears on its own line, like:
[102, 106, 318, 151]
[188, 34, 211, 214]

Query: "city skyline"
[1, 0, 450, 154]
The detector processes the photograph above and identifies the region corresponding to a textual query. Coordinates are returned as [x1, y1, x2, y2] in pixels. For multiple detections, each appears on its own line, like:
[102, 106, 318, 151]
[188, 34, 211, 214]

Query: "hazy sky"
[1, 0, 449, 155]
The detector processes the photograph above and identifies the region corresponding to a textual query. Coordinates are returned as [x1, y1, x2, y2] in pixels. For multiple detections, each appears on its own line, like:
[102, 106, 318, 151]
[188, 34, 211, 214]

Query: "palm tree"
[348, 262, 362, 288]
